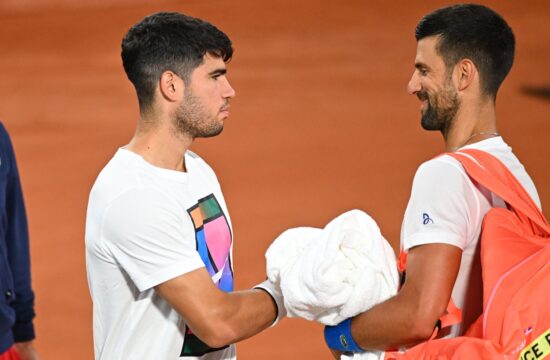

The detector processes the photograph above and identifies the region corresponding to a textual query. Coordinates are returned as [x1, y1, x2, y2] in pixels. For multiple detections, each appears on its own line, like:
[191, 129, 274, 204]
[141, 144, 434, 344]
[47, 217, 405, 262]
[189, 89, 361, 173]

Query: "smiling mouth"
[420, 100, 428, 111]
[417, 93, 428, 111]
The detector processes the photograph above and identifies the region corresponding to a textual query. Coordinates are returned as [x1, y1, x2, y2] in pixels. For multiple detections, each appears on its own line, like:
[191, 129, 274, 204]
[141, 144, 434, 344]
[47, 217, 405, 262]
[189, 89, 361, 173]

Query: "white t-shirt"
[400, 137, 541, 337]
[85, 148, 236, 360]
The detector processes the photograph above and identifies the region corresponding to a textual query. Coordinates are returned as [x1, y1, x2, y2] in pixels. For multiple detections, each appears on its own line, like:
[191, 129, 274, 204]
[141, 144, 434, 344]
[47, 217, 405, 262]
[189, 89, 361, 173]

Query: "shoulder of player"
[98, 186, 183, 237]
[94, 158, 178, 212]
[416, 154, 466, 177]
[410, 155, 473, 192]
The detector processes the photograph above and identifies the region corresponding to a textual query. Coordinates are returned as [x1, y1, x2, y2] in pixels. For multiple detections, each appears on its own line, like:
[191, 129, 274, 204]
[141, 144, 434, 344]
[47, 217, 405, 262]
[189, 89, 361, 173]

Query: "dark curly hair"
[121, 12, 233, 110]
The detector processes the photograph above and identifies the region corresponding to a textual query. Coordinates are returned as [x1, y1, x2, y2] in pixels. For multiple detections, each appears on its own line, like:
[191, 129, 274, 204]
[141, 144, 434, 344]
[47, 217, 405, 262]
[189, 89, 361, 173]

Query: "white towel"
[266, 209, 399, 360]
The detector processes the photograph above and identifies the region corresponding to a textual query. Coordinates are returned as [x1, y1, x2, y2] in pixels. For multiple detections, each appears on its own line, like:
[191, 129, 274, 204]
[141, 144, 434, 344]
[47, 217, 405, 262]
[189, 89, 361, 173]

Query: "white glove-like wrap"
[254, 279, 286, 327]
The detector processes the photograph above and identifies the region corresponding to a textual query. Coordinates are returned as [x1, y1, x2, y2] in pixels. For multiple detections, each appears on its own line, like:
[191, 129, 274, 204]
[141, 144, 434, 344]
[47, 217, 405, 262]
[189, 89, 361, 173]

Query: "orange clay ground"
[0, 1, 548, 359]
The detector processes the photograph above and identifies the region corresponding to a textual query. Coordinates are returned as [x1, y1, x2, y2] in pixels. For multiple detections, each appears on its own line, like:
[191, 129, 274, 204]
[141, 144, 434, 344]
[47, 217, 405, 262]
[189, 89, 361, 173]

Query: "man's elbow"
[407, 292, 453, 342]
[193, 314, 239, 349]
[408, 319, 437, 343]
[199, 324, 238, 348]
[408, 310, 443, 344]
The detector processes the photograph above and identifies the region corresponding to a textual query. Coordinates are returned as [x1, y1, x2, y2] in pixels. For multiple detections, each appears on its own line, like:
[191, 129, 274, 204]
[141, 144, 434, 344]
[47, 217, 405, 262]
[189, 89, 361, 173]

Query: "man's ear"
[159, 71, 184, 102]
[454, 59, 477, 92]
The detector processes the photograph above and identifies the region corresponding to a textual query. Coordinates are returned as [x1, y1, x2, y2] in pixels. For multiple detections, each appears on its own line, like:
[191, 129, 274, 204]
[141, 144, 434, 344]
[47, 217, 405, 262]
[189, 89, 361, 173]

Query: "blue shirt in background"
[0, 122, 35, 354]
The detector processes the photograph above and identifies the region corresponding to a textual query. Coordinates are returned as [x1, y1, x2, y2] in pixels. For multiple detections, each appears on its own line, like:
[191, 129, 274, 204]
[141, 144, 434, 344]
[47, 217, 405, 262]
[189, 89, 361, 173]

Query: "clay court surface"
[0, 0, 548, 358]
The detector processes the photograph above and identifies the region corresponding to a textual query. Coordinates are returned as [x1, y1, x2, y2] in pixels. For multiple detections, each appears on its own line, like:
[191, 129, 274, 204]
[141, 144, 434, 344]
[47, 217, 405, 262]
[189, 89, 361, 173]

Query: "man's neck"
[444, 99, 498, 152]
[126, 118, 193, 172]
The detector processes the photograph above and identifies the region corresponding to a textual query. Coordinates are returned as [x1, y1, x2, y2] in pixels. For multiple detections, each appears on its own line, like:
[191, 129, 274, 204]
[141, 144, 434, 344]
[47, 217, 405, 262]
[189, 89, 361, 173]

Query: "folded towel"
[266, 210, 399, 359]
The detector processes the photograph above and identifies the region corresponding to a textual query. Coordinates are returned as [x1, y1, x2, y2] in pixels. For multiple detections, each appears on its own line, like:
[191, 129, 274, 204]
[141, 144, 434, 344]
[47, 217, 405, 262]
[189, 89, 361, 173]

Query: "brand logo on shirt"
[181, 194, 233, 356]
[340, 335, 349, 349]
[422, 213, 434, 225]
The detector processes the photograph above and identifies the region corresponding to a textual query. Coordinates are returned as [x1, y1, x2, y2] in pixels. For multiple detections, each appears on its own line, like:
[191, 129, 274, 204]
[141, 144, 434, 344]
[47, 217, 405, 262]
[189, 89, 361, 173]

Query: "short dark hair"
[415, 4, 515, 98]
[121, 12, 233, 110]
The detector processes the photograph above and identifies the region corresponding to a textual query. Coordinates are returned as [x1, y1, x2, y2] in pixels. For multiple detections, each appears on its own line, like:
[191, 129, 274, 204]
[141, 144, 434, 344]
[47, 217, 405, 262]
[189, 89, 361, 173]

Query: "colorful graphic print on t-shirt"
[181, 194, 233, 356]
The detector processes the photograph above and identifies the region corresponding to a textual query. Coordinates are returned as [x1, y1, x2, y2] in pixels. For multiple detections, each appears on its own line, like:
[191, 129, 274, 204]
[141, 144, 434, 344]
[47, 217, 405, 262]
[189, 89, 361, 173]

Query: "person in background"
[0, 122, 39, 360]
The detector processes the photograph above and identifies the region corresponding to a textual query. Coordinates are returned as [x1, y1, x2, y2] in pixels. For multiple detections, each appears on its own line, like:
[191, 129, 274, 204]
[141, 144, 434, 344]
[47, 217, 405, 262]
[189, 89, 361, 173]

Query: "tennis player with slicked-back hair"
[324, 4, 541, 358]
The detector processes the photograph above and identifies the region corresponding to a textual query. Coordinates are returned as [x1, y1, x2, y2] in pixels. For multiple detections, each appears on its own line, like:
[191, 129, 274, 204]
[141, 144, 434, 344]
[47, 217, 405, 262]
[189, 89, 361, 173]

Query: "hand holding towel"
[265, 210, 399, 360]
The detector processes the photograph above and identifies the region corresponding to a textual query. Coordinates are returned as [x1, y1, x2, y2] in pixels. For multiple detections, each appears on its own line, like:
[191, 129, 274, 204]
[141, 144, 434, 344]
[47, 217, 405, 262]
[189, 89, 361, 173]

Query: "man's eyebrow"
[209, 68, 227, 76]
[415, 61, 429, 70]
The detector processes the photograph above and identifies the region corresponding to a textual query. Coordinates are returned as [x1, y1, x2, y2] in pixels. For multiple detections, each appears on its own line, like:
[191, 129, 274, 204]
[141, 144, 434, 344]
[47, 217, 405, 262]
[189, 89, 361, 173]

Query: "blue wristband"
[324, 318, 364, 352]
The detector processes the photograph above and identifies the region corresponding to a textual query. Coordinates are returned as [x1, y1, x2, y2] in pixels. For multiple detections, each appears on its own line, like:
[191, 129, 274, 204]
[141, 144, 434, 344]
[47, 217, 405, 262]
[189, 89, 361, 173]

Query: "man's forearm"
[349, 244, 461, 351]
[156, 268, 280, 349]
[217, 289, 277, 345]
[350, 291, 435, 351]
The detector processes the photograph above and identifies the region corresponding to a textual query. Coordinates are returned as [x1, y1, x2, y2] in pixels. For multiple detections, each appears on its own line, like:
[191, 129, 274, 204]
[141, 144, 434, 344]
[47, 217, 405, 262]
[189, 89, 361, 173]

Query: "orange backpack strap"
[438, 298, 462, 330]
[448, 149, 550, 233]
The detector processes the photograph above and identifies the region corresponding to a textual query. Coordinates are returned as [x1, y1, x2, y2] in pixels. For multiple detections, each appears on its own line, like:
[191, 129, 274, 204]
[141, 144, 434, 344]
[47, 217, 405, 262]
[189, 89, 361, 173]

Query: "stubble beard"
[420, 80, 460, 137]
[173, 89, 224, 139]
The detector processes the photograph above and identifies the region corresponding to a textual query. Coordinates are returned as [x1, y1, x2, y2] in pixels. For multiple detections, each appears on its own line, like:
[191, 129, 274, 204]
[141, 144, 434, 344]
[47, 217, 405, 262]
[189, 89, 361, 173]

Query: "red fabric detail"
[439, 298, 462, 330]
[0, 347, 22, 360]
[397, 251, 407, 273]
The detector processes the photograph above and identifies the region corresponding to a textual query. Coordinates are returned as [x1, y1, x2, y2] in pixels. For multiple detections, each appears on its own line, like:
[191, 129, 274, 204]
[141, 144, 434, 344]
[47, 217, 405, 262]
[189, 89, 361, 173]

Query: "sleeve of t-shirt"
[401, 158, 478, 251]
[102, 188, 205, 292]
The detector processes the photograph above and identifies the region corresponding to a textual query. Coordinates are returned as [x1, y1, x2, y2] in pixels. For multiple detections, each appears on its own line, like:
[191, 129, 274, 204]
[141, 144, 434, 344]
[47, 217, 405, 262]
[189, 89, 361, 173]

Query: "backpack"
[386, 148, 550, 359]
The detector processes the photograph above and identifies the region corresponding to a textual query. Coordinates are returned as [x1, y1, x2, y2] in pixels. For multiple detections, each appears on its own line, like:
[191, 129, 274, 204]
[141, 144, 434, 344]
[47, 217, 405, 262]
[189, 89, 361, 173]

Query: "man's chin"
[420, 115, 440, 131]
[198, 126, 224, 138]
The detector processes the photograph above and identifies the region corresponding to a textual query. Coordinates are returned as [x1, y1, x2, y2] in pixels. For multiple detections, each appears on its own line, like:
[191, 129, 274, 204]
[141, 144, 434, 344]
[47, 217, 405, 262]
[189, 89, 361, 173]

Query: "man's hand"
[14, 341, 40, 360]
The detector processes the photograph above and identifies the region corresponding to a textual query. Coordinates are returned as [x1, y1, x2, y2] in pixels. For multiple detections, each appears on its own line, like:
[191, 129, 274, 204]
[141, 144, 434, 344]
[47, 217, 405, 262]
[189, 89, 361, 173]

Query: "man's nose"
[407, 71, 421, 95]
[223, 78, 236, 99]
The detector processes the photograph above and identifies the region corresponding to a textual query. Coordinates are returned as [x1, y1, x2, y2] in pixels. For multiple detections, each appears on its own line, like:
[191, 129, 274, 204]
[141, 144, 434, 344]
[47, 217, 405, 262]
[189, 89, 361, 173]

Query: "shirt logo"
[422, 213, 434, 225]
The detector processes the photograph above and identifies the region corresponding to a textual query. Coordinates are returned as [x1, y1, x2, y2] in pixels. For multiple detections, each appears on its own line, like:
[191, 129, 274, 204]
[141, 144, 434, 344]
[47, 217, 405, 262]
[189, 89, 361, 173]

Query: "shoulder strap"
[446, 149, 549, 234]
